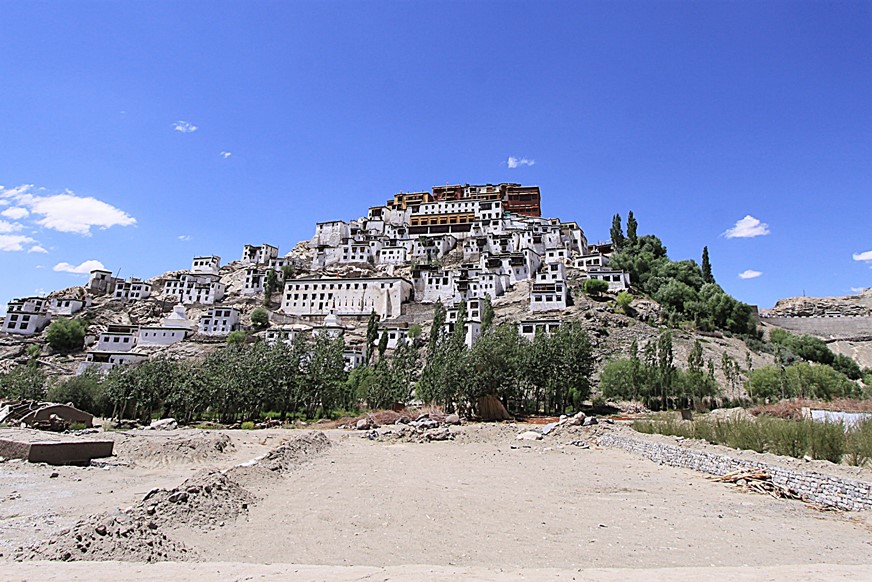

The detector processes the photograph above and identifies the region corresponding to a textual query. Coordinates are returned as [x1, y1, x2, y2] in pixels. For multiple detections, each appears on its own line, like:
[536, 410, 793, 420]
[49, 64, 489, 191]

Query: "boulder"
[516, 431, 543, 441]
[149, 418, 178, 431]
[444, 414, 461, 425]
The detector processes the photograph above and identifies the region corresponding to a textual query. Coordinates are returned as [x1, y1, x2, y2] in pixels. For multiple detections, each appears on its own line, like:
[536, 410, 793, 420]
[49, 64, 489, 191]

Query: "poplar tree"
[626, 211, 638, 246]
[365, 310, 379, 364]
[610, 213, 625, 250]
[701, 246, 714, 284]
[481, 295, 495, 332]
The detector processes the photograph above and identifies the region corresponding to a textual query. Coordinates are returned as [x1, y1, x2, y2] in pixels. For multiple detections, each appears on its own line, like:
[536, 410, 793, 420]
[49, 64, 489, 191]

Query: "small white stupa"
[161, 303, 196, 331]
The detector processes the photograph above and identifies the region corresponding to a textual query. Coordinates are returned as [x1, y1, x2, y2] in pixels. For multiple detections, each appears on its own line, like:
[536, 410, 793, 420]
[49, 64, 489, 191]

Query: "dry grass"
[751, 398, 872, 419]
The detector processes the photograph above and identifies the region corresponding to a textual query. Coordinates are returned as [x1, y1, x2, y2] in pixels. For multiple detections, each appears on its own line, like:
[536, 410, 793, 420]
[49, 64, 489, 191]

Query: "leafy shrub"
[583, 279, 609, 296]
[47, 369, 110, 416]
[250, 307, 269, 329]
[45, 318, 87, 352]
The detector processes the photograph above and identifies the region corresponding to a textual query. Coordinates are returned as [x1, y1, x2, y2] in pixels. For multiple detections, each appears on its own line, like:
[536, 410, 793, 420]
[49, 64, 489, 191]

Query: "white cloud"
[173, 121, 198, 133]
[53, 259, 106, 274]
[178, 234, 192, 241]
[4, 186, 136, 236]
[507, 156, 535, 169]
[724, 215, 770, 239]
[852, 250, 872, 262]
[219, 151, 232, 159]
[0, 234, 37, 252]
[1, 207, 29, 220]
[738, 269, 763, 279]
[28, 245, 48, 254]
[850, 287, 868, 294]
[0, 220, 23, 233]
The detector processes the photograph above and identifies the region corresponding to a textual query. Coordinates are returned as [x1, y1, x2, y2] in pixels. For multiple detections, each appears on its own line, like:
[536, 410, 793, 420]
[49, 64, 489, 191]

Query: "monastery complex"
[1, 183, 630, 375]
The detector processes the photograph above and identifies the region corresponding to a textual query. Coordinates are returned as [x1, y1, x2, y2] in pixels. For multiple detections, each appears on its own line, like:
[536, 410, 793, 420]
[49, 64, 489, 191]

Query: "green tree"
[250, 307, 269, 329]
[377, 329, 389, 360]
[701, 246, 714, 284]
[263, 269, 279, 306]
[481, 294, 495, 331]
[615, 291, 633, 314]
[428, 300, 446, 354]
[281, 264, 295, 282]
[626, 211, 638, 246]
[610, 213, 625, 251]
[0, 362, 47, 401]
[45, 318, 87, 352]
[583, 278, 609, 296]
[48, 369, 108, 415]
[365, 310, 379, 365]
[227, 330, 248, 345]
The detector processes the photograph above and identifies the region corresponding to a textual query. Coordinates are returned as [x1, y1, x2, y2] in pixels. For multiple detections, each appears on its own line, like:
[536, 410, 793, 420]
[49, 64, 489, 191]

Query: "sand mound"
[15, 511, 194, 563]
[142, 470, 256, 529]
[113, 431, 233, 466]
[253, 431, 331, 473]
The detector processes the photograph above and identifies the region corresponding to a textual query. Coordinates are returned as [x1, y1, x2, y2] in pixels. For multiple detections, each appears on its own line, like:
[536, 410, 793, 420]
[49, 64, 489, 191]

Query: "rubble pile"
[113, 431, 233, 466]
[15, 509, 194, 563]
[141, 469, 256, 529]
[248, 431, 332, 473]
[356, 412, 463, 443]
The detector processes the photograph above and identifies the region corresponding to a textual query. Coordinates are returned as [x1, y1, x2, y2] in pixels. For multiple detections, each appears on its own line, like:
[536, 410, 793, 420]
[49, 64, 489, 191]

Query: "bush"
[47, 369, 109, 416]
[845, 418, 872, 467]
[227, 330, 248, 345]
[583, 279, 609, 296]
[615, 291, 633, 313]
[45, 318, 87, 352]
[250, 307, 269, 329]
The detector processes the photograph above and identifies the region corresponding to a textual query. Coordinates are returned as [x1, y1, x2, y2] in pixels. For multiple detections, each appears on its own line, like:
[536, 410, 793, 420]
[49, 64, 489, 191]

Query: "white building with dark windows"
[138, 304, 195, 347]
[77, 351, 146, 376]
[518, 319, 562, 341]
[191, 256, 221, 275]
[49, 297, 88, 316]
[530, 262, 568, 312]
[113, 278, 152, 302]
[95, 325, 139, 352]
[163, 273, 226, 305]
[2, 297, 51, 336]
[281, 277, 412, 320]
[586, 269, 631, 291]
[198, 307, 240, 336]
[241, 244, 279, 265]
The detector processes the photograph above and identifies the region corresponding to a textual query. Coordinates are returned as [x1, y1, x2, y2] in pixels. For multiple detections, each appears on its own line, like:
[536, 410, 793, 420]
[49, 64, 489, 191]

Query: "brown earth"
[1, 424, 870, 580]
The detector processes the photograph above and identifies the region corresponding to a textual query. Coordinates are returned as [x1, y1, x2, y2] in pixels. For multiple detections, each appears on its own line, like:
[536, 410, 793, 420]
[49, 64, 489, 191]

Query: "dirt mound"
[253, 431, 331, 473]
[142, 470, 256, 529]
[15, 510, 194, 563]
[113, 431, 233, 466]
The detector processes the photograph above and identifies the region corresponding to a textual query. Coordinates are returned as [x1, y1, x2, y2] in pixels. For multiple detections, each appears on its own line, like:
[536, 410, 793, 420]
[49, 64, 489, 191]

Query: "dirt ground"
[1, 423, 871, 580]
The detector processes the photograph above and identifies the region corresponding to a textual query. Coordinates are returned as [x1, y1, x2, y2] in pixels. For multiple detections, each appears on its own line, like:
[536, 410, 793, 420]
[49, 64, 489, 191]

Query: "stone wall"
[763, 316, 872, 339]
[598, 433, 872, 511]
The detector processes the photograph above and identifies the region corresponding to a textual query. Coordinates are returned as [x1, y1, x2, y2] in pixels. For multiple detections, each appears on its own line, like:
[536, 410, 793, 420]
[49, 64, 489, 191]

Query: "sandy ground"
[1, 423, 871, 580]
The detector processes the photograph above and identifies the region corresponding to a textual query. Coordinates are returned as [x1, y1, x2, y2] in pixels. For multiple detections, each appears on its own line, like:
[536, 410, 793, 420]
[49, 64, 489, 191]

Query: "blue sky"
[1, 0, 870, 312]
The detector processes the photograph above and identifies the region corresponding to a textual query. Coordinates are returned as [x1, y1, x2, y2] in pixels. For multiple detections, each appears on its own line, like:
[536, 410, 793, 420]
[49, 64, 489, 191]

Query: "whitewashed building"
[95, 325, 139, 352]
[281, 277, 412, 320]
[49, 297, 87, 316]
[163, 273, 226, 305]
[241, 243, 279, 265]
[198, 307, 240, 336]
[531, 263, 568, 312]
[113, 278, 152, 302]
[88, 269, 120, 295]
[191, 256, 221, 275]
[518, 319, 562, 341]
[2, 297, 51, 336]
[586, 269, 631, 291]
[137, 304, 195, 347]
[77, 351, 146, 376]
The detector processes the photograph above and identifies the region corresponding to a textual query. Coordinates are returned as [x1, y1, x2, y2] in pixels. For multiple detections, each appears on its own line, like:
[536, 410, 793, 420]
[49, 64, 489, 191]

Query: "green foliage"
[583, 278, 609, 296]
[48, 369, 110, 416]
[377, 329, 389, 359]
[845, 418, 872, 467]
[281, 264, 295, 281]
[609, 225, 755, 334]
[481, 295, 495, 331]
[745, 362, 861, 402]
[250, 307, 269, 329]
[831, 354, 862, 380]
[241, 421, 256, 430]
[45, 318, 87, 352]
[227, 330, 248, 345]
[610, 213, 625, 251]
[600, 332, 720, 410]
[365, 310, 379, 365]
[701, 246, 714, 284]
[615, 291, 633, 313]
[634, 416, 855, 464]
[263, 269, 278, 305]
[408, 324, 422, 342]
[0, 361, 47, 401]
[626, 211, 638, 246]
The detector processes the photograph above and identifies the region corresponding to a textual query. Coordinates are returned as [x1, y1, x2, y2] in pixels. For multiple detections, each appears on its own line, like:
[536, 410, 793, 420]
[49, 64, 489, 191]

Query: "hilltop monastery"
[1, 183, 630, 374]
